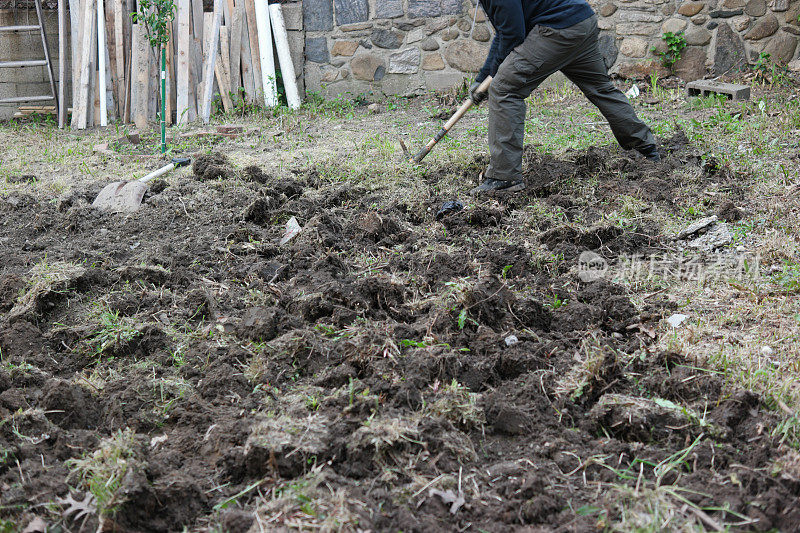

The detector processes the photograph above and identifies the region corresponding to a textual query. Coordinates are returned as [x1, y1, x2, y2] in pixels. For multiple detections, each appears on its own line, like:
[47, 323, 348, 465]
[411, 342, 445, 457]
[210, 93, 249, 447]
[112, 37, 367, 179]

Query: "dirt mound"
[192, 152, 234, 180]
[0, 139, 794, 532]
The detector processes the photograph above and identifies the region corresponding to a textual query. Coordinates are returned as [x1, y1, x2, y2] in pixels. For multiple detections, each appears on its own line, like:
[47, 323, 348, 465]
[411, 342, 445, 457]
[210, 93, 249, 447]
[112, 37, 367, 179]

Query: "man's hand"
[469, 80, 488, 106]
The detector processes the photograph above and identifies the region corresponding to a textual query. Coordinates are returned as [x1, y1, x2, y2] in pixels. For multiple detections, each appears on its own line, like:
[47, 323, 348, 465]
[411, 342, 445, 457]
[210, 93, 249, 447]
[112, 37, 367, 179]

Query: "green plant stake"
[133, 0, 175, 154]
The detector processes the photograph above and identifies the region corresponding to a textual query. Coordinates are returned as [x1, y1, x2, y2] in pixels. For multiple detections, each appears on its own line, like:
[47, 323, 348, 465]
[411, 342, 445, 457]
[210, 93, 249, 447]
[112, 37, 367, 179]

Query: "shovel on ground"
[92, 157, 191, 212]
[401, 76, 492, 164]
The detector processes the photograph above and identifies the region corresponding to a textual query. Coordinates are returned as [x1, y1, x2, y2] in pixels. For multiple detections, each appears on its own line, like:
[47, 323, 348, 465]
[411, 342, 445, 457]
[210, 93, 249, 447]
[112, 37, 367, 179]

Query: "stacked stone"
[303, 0, 492, 95]
[592, 0, 800, 80]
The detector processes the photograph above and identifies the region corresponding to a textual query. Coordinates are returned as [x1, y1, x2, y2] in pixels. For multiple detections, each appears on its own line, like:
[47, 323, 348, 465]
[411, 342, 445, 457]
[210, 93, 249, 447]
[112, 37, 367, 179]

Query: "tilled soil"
[1, 136, 798, 532]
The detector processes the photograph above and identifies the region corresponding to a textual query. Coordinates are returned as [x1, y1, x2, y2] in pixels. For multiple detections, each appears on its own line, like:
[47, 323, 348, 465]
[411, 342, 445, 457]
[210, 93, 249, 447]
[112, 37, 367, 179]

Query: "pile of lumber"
[69, 0, 299, 130]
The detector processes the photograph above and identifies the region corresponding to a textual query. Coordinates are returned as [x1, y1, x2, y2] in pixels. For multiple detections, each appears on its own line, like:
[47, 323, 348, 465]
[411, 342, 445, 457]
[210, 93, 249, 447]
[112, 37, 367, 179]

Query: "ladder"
[0, 0, 58, 113]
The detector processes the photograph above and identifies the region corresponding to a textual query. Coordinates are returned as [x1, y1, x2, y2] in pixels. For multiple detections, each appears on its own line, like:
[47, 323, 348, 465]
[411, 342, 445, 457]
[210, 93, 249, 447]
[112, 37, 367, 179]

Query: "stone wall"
[592, 0, 800, 80]
[0, 9, 66, 120]
[302, 0, 492, 96]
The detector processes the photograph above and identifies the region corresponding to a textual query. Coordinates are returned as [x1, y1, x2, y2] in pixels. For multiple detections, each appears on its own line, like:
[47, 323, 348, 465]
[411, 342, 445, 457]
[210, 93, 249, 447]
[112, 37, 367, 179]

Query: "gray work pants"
[486, 15, 657, 182]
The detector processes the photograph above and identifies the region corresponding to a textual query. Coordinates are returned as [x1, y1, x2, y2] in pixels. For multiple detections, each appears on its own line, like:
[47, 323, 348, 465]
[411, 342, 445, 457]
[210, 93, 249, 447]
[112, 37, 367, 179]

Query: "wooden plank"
[122, 0, 133, 123]
[165, 21, 175, 125]
[148, 38, 158, 122]
[176, 0, 191, 125]
[229, 3, 243, 95]
[58, 0, 66, 127]
[97, 0, 108, 126]
[214, 26, 233, 113]
[68, 0, 80, 116]
[239, 4, 254, 101]
[237, 0, 254, 100]
[87, 0, 99, 127]
[191, 0, 205, 112]
[243, 0, 262, 98]
[200, 2, 222, 123]
[191, 0, 204, 46]
[200, 12, 212, 114]
[69, 0, 83, 127]
[103, 38, 115, 120]
[74, 0, 97, 129]
[113, 0, 124, 116]
[131, 22, 149, 130]
[104, 0, 119, 118]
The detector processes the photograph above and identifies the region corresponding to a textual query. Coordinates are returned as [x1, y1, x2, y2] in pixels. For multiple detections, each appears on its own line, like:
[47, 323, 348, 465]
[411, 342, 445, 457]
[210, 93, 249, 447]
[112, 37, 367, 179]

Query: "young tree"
[133, 0, 175, 154]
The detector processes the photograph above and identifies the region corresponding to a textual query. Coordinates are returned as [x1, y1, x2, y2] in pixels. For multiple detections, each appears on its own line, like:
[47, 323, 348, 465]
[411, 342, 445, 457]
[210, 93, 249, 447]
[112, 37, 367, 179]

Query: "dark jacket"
[476, 0, 595, 82]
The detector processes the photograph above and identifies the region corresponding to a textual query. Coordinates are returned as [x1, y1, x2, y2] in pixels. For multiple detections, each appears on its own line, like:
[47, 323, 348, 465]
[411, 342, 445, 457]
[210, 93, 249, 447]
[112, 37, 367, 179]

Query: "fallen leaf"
[22, 517, 47, 533]
[429, 488, 466, 514]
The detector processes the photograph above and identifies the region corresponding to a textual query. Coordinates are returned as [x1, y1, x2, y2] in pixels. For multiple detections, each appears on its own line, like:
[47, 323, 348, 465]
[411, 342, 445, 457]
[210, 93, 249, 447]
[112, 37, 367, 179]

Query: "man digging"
[470, 0, 661, 195]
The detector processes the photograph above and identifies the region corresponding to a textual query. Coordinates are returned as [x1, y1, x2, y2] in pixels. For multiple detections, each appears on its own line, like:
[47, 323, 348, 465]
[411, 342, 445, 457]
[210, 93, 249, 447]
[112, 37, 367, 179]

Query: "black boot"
[638, 144, 661, 162]
[471, 177, 526, 195]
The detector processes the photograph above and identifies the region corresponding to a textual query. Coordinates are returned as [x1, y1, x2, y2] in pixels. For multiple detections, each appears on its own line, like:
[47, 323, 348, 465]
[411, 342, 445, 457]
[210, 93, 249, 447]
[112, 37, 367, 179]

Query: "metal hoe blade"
[91, 181, 150, 212]
[91, 157, 190, 213]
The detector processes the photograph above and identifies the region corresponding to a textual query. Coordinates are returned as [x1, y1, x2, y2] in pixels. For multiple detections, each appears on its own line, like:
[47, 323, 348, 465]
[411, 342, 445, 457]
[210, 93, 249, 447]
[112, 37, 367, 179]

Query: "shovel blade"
[91, 181, 149, 212]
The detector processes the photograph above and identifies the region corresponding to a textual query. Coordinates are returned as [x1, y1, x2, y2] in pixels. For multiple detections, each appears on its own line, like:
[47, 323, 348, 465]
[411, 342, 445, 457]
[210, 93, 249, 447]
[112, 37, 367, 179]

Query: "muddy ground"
[1, 125, 799, 532]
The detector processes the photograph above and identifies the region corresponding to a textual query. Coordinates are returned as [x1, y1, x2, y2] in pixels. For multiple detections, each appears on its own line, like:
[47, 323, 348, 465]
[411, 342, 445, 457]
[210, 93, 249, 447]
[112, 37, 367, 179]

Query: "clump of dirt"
[717, 199, 746, 222]
[241, 165, 269, 184]
[0, 137, 793, 533]
[6, 174, 37, 184]
[192, 152, 234, 180]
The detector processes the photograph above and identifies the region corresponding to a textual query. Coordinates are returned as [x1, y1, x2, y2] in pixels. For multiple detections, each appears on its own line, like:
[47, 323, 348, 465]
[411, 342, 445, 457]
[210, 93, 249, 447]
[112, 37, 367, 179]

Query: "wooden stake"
[177, 0, 190, 125]
[201, 1, 222, 123]
[75, 0, 97, 129]
[68, 0, 80, 123]
[131, 22, 149, 130]
[191, 0, 205, 111]
[113, 0, 124, 116]
[104, 0, 119, 117]
[243, 0, 262, 99]
[58, 0, 66, 128]
[230, 3, 243, 95]
[237, 0, 254, 100]
[97, 0, 108, 126]
[165, 20, 175, 125]
[123, 0, 133, 123]
[215, 26, 233, 113]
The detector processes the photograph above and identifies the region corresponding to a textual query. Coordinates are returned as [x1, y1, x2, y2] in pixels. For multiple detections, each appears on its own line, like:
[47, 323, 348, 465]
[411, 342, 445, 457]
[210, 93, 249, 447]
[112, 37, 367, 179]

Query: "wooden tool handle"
[411, 76, 492, 164]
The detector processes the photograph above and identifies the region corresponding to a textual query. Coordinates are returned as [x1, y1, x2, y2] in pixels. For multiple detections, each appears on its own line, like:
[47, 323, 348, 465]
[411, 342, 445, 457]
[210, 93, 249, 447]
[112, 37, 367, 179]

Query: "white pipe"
[255, 0, 277, 107]
[268, 3, 300, 109]
[97, 0, 107, 126]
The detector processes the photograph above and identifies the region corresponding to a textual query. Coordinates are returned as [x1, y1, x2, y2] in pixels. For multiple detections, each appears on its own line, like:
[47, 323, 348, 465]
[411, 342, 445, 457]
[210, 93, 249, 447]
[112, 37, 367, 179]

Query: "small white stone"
[667, 313, 688, 328]
[761, 346, 774, 357]
[504, 335, 519, 346]
[736, 245, 745, 253]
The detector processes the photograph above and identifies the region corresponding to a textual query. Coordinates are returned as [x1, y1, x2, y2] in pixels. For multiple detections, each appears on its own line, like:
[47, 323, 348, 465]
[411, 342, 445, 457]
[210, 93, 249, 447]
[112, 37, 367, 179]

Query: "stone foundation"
[592, 0, 800, 79]
[4, 0, 798, 116]
[303, 0, 492, 96]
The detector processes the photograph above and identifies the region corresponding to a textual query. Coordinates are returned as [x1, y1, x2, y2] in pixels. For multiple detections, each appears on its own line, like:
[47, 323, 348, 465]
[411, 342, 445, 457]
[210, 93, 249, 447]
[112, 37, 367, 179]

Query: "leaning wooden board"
[200, 1, 222, 123]
[214, 26, 233, 113]
[243, 0, 262, 100]
[237, 0, 255, 101]
[176, 0, 191, 125]
[130, 22, 149, 130]
[75, 0, 97, 129]
[229, 3, 243, 95]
